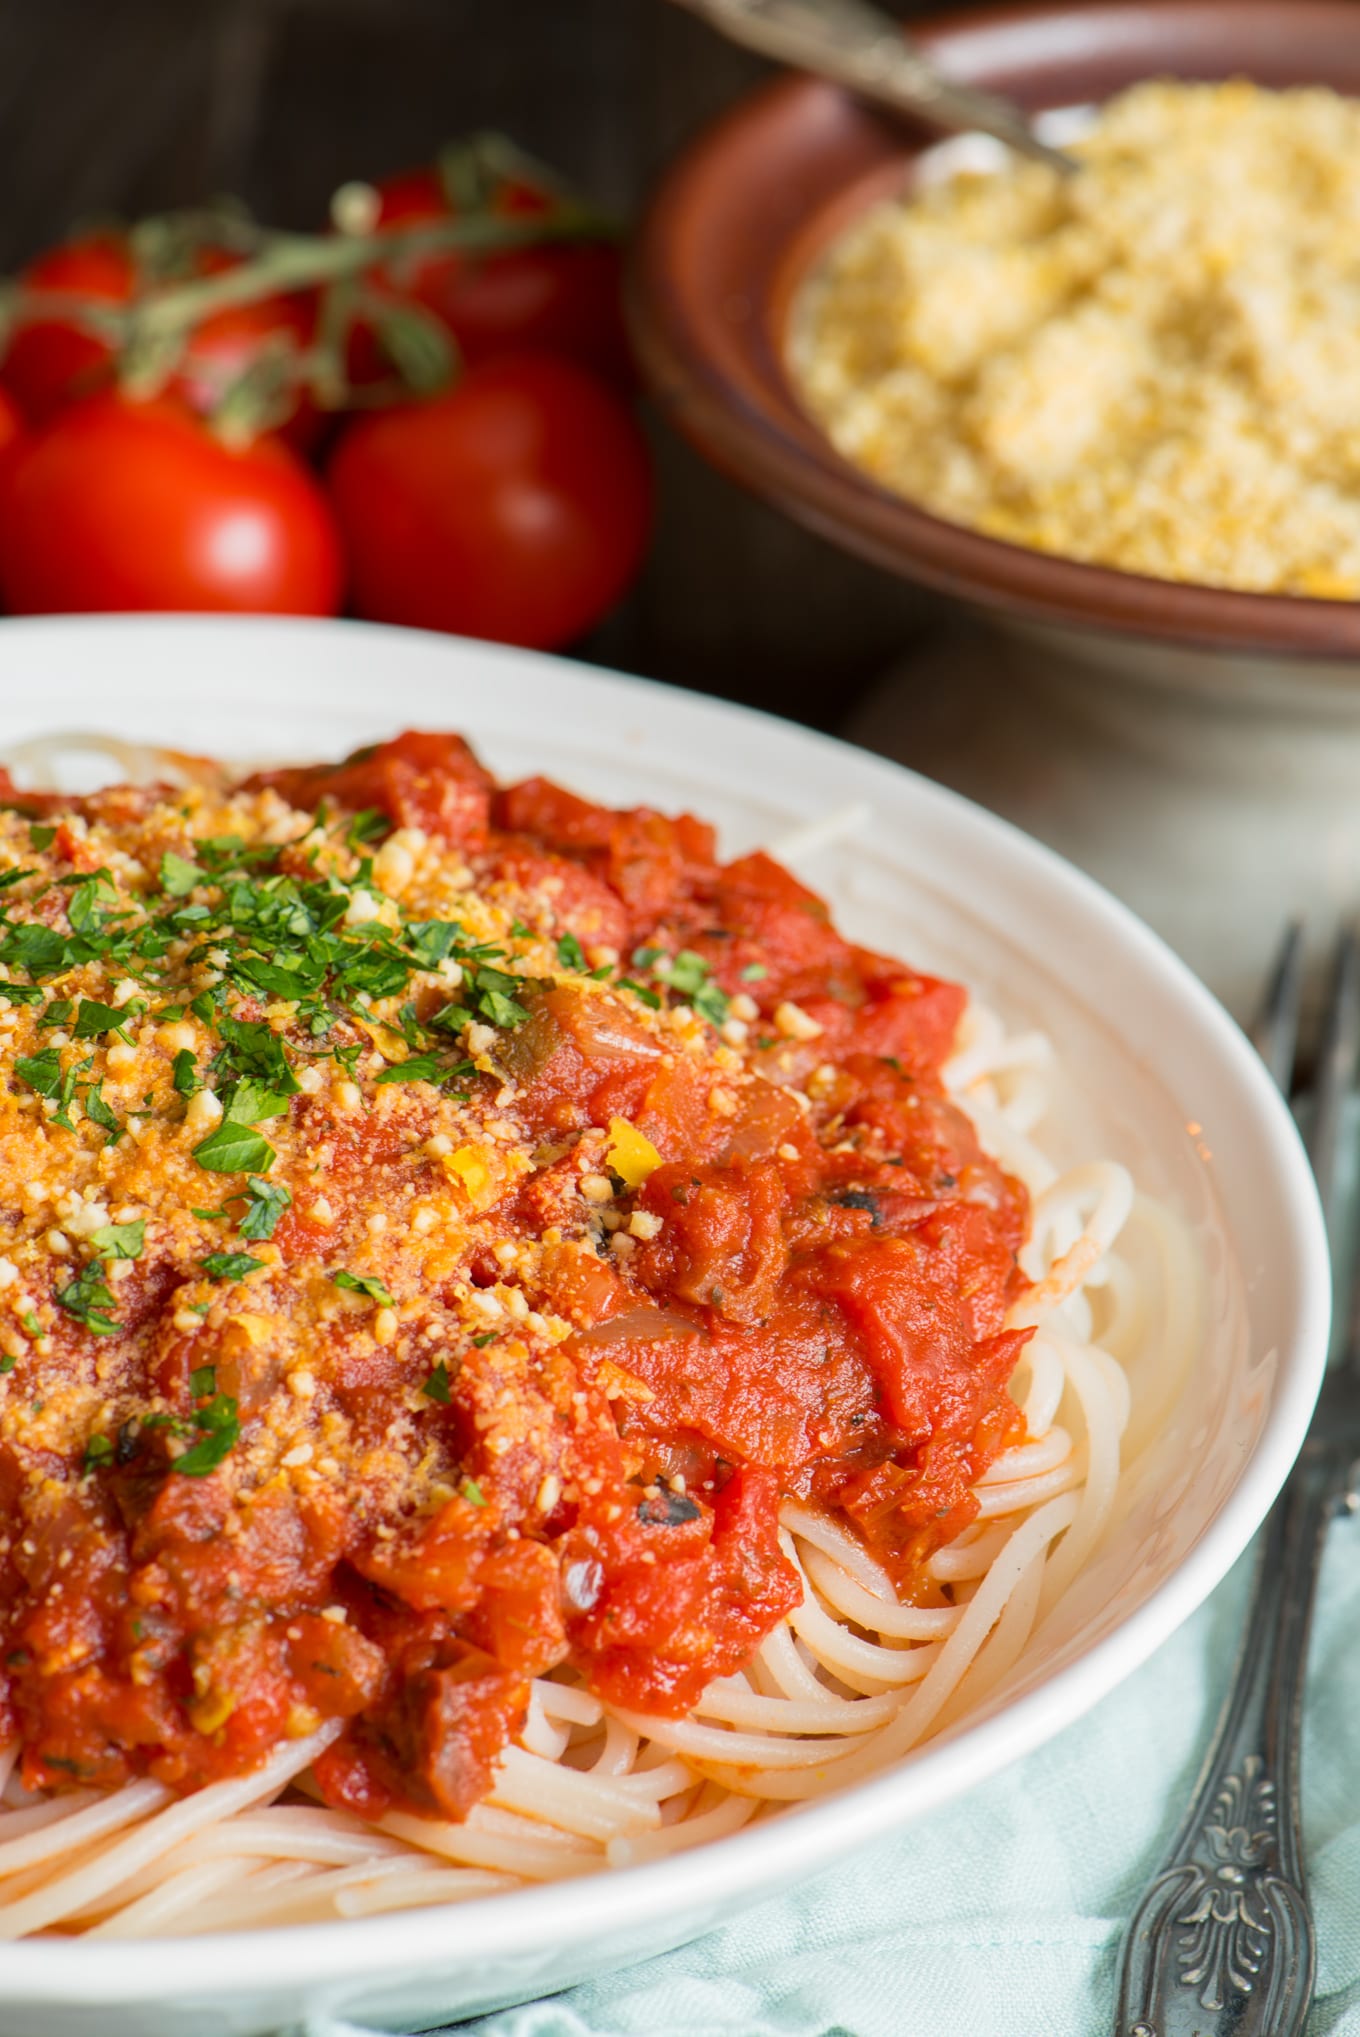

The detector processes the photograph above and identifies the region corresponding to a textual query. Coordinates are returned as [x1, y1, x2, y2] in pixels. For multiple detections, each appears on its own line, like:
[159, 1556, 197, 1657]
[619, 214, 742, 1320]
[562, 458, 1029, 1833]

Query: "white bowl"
[0, 616, 1328, 2037]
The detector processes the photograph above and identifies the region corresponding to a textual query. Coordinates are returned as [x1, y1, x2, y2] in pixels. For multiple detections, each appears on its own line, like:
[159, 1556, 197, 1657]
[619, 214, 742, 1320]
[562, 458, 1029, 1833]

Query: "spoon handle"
[669, 0, 1076, 173]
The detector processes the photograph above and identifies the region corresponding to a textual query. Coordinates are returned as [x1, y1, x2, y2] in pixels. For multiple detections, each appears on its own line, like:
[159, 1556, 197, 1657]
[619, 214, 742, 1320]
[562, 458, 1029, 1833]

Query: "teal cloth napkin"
[311, 1508, 1360, 2037]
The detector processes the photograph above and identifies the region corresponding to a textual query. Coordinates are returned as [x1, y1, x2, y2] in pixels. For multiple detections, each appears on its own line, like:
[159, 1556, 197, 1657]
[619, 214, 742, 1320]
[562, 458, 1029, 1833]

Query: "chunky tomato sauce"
[0, 733, 1028, 1825]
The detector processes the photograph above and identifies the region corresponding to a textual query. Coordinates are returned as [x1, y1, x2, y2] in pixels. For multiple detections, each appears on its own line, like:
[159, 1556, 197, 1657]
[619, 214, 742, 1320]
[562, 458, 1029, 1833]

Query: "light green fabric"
[310, 1509, 1360, 2037]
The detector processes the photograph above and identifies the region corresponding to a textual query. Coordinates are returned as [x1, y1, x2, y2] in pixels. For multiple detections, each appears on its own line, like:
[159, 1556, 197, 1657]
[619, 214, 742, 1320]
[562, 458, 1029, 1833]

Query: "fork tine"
[1250, 919, 1305, 1095]
[1305, 926, 1360, 1241]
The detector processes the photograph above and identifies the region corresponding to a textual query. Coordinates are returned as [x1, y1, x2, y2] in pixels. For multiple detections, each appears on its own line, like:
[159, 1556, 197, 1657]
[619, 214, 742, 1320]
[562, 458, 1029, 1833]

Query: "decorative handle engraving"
[1115, 1447, 1349, 2037]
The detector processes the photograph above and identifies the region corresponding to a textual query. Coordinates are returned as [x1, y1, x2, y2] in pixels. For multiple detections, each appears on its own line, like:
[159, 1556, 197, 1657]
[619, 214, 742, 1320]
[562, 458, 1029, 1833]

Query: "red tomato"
[0, 387, 26, 466]
[3, 234, 320, 447]
[0, 395, 343, 616]
[1, 233, 136, 424]
[360, 167, 632, 387]
[326, 351, 650, 650]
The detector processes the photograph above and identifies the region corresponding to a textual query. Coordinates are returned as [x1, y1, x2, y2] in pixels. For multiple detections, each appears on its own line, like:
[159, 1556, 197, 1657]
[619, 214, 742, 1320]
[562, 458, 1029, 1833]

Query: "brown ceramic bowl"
[629, 0, 1360, 656]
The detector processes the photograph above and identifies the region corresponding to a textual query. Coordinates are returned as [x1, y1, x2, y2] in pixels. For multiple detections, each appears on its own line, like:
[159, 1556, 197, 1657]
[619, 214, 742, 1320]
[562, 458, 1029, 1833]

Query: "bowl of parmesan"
[631, 0, 1360, 1014]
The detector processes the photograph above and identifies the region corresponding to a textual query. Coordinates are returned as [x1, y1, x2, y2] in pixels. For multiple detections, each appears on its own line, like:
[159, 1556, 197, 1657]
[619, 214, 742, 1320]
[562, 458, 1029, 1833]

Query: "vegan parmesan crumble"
[792, 79, 1360, 596]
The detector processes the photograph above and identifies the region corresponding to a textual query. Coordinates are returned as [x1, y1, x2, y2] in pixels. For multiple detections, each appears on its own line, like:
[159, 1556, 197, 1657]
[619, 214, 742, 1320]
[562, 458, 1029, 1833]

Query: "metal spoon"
[668, 0, 1078, 175]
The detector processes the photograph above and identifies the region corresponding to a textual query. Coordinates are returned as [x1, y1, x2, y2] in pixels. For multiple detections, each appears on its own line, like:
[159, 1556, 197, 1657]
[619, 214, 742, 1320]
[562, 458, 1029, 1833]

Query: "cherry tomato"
[1, 233, 136, 424]
[359, 167, 632, 388]
[0, 395, 343, 616]
[0, 388, 26, 465]
[3, 234, 320, 447]
[326, 351, 650, 650]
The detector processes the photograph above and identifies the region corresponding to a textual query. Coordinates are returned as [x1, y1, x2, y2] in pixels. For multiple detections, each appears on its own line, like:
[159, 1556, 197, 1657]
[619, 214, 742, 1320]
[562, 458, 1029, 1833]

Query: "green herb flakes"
[73, 998, 130, 1040]
[331, 1269, 394, 1307]
[201, 1251, 264, 1283]
[82, 1433, 113, 1473]
[90, 1219, 145, 1261]
[192, 1121, 277, 1176]
[374, 1054, 444, 1085]
[159, 851, 204, 897]
[423, 1360, 453, 1404]
[172, 1049, 200, 1096]
[84, 1084, 124, 1143]
[345, 808, 390, 850]
[172, 1393, 239, 1477]
[56, 1262, 121, 1336]
[236, 1177, 291, 1242]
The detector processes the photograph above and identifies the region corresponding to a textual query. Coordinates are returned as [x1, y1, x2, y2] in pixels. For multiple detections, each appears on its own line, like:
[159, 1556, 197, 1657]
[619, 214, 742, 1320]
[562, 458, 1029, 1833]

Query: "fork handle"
[1114, 1446, 1347, 2037]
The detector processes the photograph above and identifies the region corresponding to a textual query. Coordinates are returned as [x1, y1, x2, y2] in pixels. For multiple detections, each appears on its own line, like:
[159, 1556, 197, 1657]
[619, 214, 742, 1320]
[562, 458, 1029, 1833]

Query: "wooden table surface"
[0, 0, 949, 730]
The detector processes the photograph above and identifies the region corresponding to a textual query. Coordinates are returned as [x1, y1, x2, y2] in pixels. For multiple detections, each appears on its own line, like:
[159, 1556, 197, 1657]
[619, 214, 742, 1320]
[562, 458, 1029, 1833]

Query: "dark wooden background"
[0, 0, 945, 729]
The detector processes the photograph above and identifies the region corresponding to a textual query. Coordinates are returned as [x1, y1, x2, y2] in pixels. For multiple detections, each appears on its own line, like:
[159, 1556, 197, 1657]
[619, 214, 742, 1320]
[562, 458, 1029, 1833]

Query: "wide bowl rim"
[0, 612, 1330, 2005]
[628, 0, 1360, 657]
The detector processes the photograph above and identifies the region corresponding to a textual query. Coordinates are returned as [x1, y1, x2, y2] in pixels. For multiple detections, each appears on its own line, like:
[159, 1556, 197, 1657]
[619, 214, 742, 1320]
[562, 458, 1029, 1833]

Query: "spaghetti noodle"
[0, 732, 1195, 1936]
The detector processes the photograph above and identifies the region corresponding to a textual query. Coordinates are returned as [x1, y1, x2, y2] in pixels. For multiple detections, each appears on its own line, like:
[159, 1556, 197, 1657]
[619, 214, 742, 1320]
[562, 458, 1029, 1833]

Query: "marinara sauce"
[0, 733, 1029, 1825]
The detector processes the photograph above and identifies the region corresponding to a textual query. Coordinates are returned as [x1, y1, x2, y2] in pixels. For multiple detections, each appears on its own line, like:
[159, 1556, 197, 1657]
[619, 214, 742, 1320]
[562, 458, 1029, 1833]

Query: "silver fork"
[1114, 926, 1360, 2037]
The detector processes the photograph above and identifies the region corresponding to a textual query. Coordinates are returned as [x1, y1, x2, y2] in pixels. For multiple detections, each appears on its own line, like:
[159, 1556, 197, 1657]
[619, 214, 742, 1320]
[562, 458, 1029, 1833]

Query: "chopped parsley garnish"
[428, 1002, 472, 1035]
[345, 808, 390, 849]
[374, 1053, 444, 1085]
[190, 1365, 217, 1396]
[0, 983, 45, 1005]
[471, 1332, 496, 1348]
[627, 945, 730, 1027]
[193, 1121, 278, 1175]
[556, 931, 587, 972]
[617, 978, 662, 1009]
[82, 1433, 113, 1473]
[422, 1360, 452, 1403]
[66, 871, 122, 937]
[691, 981, 730, 1028]
[37, 999, 73, 1028]
[406, 920, 461, 967]
[201, 1251, 264, 1282]
[172, 1049, 200, 1096]
[159, 851, 204, 897]
[0, 1353, 14, 1375]
[236, 1177, 291, 1241]
[15, 1048, 61, 1098]
[740, 963, 768, 982]
[84, 1083, 124, 1143]
[661, 952, 708, 994]
[72, 997, 131, 1040]
[460, 1477, 487, 1507]
[215, 1012, 298, 1090]
[331, 1269, 393, 1307]
[0, 924, 71, 974]
[56, 1261, 121, 1336]
[172, 1392, 239, 1477]
[223, 1077, 295, 1125]
[90, 1219, 144, 1260]
[28, 824, 56, 851]
[19, 1311, 40, 1337]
